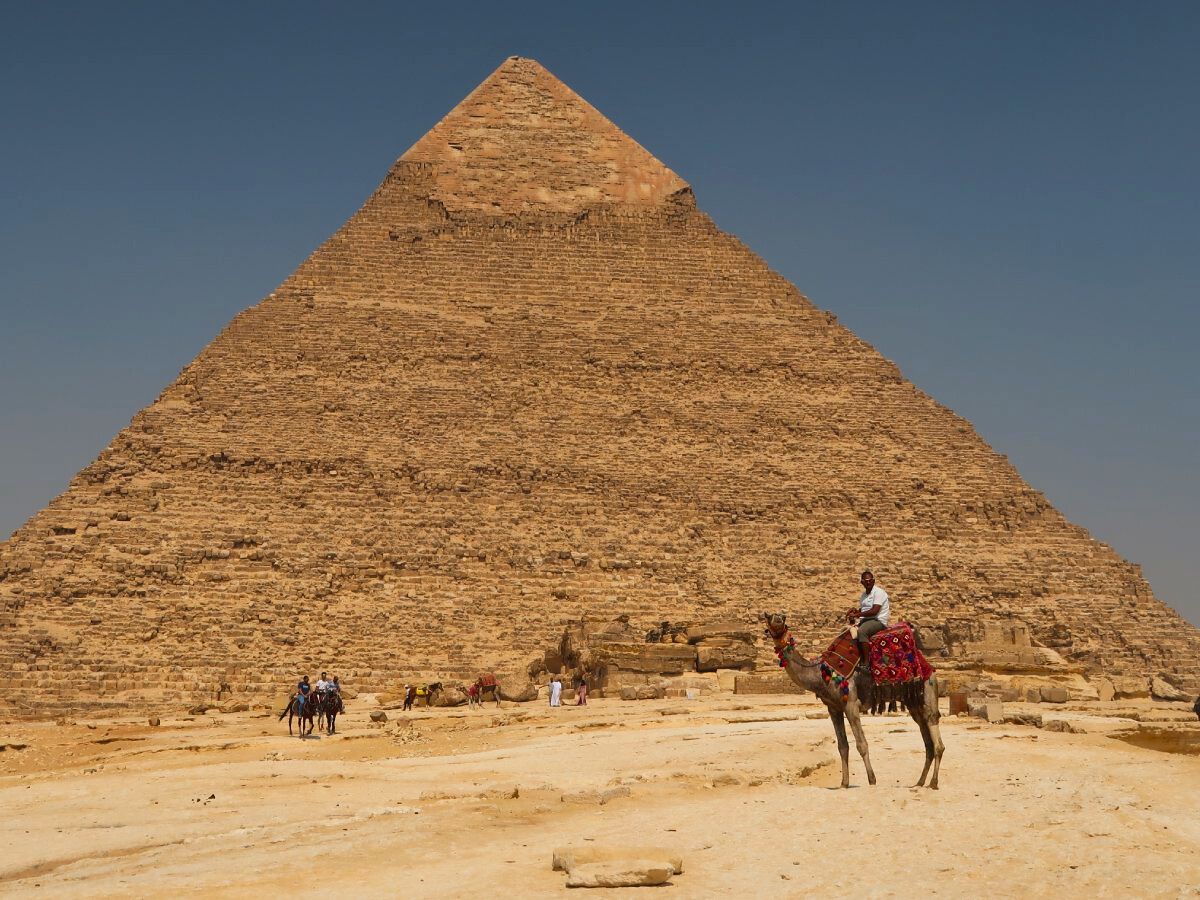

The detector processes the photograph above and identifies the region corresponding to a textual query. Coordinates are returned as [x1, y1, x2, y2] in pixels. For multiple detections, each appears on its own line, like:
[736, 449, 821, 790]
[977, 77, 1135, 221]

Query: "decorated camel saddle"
[817, 622, 935, 709]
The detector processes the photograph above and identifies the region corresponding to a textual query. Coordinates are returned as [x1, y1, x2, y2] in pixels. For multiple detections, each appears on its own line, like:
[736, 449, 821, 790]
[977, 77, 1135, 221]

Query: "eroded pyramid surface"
[2, 57, 1196, 716]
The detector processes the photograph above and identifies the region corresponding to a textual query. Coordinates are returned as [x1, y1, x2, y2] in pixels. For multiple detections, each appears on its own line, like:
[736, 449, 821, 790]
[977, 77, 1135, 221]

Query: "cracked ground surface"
[2, 694, 1199, 898]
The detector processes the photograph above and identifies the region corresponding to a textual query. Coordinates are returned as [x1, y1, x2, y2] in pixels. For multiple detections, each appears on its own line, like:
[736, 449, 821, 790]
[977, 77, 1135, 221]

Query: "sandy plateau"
[2, 693, 1199, 898]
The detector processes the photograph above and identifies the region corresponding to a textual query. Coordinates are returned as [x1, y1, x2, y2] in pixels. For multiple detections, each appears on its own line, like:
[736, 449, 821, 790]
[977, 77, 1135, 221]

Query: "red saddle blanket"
[868, 623, 935, 684]
[820, 632, 861, 678]
[478, 673, 497, 687]
[820, 623, 935, 683]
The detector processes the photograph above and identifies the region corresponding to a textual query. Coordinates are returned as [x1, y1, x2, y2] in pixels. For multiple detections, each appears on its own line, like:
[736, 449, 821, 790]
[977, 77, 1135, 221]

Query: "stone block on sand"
[1040, 686, 1070, 704]
[1111, 676, 1149, 699]
[565, 862, 673, 888]
[553, 846, 683, 886]
[1150, 676, 1188, 702]
[620, 683, 665, 700]
[1093, 677, 1116, 702]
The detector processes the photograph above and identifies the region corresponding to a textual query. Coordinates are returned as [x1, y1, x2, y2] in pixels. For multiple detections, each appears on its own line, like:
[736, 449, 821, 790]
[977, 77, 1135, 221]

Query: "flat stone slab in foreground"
[553, 846, 683, 888]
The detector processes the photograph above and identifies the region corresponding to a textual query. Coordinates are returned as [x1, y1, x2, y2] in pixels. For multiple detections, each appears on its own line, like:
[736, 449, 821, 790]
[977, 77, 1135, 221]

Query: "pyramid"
[2, 57, 1196, 716]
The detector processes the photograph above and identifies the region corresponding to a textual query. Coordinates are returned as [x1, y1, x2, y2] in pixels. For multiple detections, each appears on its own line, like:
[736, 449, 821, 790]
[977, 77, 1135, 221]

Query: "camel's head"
[760, 611, 789, 642]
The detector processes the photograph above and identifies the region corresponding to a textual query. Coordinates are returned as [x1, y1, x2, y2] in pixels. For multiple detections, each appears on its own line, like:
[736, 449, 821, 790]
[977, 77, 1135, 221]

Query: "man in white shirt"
[847, 570, 890, 660]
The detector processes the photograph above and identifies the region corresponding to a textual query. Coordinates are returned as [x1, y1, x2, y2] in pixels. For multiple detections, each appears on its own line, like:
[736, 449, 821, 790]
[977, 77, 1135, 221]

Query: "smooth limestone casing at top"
[2, 57, 1197, 717]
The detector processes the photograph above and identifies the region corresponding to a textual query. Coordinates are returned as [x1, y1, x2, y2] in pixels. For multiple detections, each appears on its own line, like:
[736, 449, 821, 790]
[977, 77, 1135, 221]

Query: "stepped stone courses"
[2, 57, 1197, 717]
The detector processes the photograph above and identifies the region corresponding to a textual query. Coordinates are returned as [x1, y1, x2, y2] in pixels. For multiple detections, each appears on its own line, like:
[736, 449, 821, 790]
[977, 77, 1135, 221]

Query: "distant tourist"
[403, 684, 416, 711]
[549, 677, 562, 708]
[576, 674, 589, 705]
[467, 681, 480, 709]
[847, 569, 890, 659]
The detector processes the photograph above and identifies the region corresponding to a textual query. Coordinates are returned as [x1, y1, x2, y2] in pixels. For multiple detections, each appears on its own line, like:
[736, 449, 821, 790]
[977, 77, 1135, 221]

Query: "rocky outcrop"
[498, 679, 538, 702]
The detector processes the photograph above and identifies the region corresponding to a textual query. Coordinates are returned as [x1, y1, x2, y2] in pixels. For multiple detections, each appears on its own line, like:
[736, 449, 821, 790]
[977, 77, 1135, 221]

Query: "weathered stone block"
[695, 641, 755, 672]
[735, 672, 802, 695]
[1151, 676, 1187, 702]
[1040, 686, 1069, 703]
[1111, 676, 1149, 699]
[596, 643, 696, 674]
[686, 622, 754, 644]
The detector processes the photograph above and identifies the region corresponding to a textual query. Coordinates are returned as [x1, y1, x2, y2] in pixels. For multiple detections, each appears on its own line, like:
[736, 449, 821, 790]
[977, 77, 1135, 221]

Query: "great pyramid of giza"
[2, 57, 1196, 716]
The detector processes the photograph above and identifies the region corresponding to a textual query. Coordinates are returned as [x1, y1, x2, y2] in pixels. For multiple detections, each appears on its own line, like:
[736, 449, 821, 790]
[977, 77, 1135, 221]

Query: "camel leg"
[925, 685, 945, 789]
[845, 702, 877, 786]
[913, 709, 935, 787]
[829, 707, 851, 788]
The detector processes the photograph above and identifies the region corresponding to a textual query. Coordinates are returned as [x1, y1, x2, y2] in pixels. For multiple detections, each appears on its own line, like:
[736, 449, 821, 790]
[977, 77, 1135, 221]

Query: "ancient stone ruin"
[533, 615, 759, 700]
[2, 57, 1197, 718]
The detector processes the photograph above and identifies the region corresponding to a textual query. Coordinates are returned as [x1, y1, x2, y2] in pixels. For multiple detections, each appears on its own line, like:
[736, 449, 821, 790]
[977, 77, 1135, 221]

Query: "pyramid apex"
[397, 57, 688, 214]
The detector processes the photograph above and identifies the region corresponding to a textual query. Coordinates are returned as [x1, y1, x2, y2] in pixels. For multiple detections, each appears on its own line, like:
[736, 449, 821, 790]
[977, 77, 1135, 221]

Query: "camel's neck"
[771, 627, 827, 693]
[770, 627, 816, 667]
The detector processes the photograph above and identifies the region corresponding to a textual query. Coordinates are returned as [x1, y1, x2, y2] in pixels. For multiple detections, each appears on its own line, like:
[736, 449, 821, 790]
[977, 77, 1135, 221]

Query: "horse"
[475, 675, 501, 707]
[320, 691, 343, 734]
[415, 682, 443, 707]
[278, 692, 316, 737]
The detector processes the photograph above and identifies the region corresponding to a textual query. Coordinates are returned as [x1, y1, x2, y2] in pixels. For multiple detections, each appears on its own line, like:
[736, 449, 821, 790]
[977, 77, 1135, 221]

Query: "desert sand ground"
[2, 691, 1198, 898]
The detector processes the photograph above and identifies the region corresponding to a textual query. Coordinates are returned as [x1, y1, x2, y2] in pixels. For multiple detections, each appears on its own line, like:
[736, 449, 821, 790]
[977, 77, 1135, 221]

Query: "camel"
[762, 612, 945, 789]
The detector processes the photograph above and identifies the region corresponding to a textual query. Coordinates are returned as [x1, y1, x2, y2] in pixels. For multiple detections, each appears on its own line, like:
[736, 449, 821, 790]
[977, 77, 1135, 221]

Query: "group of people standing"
[548, 674, 587, 707]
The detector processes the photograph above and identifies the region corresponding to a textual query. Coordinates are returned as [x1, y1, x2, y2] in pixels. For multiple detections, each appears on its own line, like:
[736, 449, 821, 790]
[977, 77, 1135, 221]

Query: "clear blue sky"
[1, 2, 1196, 625]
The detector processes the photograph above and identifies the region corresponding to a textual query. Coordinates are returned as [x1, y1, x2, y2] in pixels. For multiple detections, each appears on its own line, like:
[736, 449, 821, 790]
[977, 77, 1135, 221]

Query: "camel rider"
[847, 570, 890, 663]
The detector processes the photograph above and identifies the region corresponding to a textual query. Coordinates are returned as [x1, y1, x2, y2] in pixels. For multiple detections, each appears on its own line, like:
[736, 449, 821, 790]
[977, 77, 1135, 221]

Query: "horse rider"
[846, 569, 891, 665]
[295, 674, 312, 716]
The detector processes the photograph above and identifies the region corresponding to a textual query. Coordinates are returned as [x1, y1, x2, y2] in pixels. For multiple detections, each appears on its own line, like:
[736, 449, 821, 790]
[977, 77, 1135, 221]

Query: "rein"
[768, 626, 822, 669]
